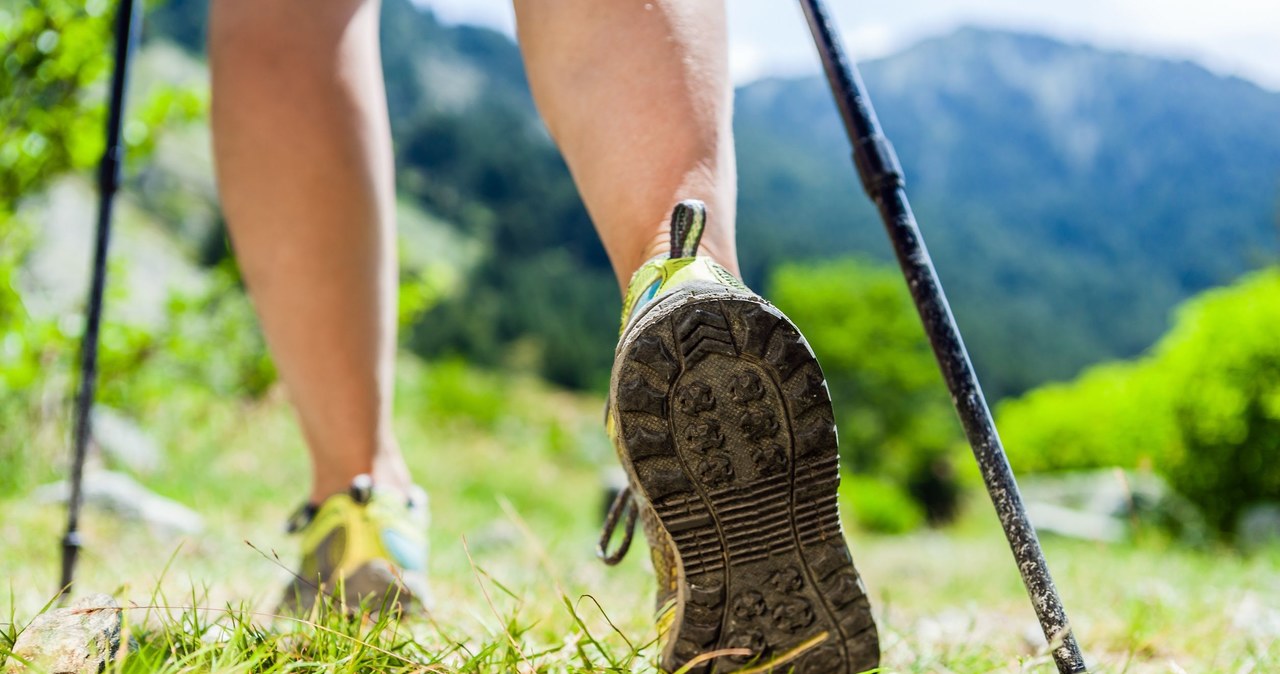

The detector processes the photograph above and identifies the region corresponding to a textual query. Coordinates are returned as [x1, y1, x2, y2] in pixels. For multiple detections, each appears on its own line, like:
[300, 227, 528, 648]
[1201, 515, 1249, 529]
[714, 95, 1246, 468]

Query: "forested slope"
[147, 2, 1280, 396]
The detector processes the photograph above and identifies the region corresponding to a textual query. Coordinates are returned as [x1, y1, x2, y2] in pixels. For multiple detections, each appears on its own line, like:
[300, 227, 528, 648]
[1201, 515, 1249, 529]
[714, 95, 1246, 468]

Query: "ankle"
[308, 441, 414, 504]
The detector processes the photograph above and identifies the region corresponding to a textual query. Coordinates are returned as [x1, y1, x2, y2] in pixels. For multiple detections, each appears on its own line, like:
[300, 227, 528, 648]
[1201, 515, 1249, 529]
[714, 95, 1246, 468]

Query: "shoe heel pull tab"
[350, 474, 374, 505]
[668, 199, 707, 259]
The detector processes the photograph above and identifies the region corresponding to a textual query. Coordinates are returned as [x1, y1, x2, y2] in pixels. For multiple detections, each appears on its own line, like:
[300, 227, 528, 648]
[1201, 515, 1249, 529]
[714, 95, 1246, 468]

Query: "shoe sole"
[612, 286, 879, 674]
[278, 561, 428, 617]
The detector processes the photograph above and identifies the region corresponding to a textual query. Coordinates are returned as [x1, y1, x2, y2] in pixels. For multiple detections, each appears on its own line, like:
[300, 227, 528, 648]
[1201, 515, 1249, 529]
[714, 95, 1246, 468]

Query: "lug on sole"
[615, 296, 879, 674]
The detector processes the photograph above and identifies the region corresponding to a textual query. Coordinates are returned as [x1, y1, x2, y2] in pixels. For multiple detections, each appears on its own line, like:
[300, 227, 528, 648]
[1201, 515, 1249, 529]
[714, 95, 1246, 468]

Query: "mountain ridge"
[733, 26, 1280, 394]
[141, 2, 1280, 395]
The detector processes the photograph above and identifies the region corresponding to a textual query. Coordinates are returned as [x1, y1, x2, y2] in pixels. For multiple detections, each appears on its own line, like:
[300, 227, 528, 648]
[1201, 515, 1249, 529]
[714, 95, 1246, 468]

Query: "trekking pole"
[59, 0, 142, 602]
[796, 1, 1088, 671]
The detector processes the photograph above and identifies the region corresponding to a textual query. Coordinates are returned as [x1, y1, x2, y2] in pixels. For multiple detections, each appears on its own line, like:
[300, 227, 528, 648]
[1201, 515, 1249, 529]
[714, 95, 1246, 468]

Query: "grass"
[2, 357, 1277, 672]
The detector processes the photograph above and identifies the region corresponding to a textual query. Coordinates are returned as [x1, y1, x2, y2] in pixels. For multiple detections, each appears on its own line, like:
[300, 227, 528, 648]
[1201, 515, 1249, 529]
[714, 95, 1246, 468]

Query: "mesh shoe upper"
[279, 474, 430, 615]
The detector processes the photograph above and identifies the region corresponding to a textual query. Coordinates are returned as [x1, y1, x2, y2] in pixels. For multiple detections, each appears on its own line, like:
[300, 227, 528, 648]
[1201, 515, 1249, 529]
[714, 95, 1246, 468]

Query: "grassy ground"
[2, 358, 1277, 672]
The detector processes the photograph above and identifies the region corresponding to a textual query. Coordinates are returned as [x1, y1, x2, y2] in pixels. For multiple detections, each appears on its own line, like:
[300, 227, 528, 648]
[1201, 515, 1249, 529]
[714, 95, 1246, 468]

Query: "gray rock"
[16, 177, 209, 327]
[1021, 469, 1206, 543]
[5, 594, 123, 674]
[1237, 503, 1280, 552]
[1024, 501, 1125, 542]
[91, 406, 162, 474]
[33, 470, 203, 536]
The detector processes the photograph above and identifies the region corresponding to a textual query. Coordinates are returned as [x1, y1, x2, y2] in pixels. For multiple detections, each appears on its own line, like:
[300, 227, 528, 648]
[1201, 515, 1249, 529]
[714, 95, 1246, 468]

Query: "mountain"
[143, 3, 1280, 396]
[734, 28, 1280, 395]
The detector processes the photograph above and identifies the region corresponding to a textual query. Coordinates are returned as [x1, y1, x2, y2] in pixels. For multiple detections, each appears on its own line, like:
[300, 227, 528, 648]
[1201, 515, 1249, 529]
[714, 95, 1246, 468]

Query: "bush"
[407, 357, 508, 429]
[1, 0, 204, 221]
[118, 263, 277, 405]
[997, 360, 1180, 474]
[0, 224, 74, 496]
[839, 473, 925, 534]
[1157, 269, 1280, 534]
[996, 267, 1280, 539]
[770, 258, 966, 526]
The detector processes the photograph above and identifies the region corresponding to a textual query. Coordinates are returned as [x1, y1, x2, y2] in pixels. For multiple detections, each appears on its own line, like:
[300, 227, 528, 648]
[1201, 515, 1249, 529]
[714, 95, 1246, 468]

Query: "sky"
[411, 0, 1280, 91]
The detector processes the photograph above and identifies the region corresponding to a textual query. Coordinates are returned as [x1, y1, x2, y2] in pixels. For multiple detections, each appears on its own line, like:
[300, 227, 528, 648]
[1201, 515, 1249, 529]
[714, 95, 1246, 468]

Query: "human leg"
[513, 0, 738, 288]
[209, 0, 409, 503]
[210, 0, 427, 613]
[514, 3, 878, 671]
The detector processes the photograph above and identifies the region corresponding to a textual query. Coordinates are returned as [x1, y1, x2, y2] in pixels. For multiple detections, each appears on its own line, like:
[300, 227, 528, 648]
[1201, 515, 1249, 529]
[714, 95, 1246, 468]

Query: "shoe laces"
[282, 474, 378, 534]
[597, 485, 638, 565]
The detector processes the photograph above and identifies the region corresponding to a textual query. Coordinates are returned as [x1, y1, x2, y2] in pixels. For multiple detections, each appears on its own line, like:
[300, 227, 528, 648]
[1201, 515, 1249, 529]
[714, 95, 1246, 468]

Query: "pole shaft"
[60, 0, 141, 599]
[796, 1, 1087, 671]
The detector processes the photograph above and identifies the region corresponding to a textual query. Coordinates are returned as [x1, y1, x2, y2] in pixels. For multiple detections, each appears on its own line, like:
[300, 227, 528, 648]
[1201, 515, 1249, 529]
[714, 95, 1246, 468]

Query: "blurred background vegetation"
[3, 0, 1279, 549]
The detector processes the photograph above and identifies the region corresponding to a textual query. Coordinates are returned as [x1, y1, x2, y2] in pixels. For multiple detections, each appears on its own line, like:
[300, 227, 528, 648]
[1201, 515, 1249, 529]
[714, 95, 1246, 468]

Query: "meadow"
[4, 2, 1279, 671]
[3, 358, 1276, 672]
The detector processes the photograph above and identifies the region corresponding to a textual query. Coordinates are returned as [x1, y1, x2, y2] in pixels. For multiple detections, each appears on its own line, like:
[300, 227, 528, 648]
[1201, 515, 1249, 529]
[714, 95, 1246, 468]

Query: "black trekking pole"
[59, 0, 142, 602]
[796, 1, 1088, 672]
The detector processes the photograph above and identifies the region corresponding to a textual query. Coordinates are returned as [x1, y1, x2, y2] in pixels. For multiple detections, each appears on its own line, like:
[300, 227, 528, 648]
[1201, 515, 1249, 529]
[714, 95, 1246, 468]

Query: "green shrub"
[1157, 269, 1280, 534]
[997, 360, 1180, 474]
[403, 357, 509, 429]
[996, 267, 1280, 539]
[839, 473, 926, 534]
[1, 0, 204, 222]
[770, 258, 966, 526]
[0, 0, 112, 215]
[0, 224, 73, 496]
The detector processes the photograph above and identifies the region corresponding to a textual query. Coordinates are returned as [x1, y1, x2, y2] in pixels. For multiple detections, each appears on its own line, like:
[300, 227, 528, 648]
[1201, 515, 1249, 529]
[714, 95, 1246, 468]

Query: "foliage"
[0, 223, 73, 495]
[1, 0, 203, 220]
[396, 105, 615, 391]
[0, 0, 210, 497]
[113, 263, 277, 406]
[997, 268, 1280, 538]
[0, 253, 275, 499]
[138, 0, 1280, 401]
[998, 361, 1179, 474]
[404, 357, 509, 429]
[769, 258, 965, 524]
[1158, 268, 1280, 534]
[0, 0, 111, 216]
[839, 473, 925, 534]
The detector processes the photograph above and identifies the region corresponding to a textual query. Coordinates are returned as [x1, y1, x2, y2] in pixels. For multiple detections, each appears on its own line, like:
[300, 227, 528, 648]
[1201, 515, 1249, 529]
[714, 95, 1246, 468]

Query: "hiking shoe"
[600, 200, 879, 673]
[278, 474, 430, 616]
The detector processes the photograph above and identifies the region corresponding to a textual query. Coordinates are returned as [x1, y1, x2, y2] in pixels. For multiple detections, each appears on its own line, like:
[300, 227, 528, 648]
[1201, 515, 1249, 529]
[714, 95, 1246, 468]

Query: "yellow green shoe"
[600, 200, 879, 673]
[278, 474, 429, 616]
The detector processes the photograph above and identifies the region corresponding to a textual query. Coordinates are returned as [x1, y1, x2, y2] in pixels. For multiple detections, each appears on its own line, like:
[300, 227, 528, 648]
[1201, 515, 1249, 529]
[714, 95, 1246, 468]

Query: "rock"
[5, 594, 123, 674]
[1020, 469, 1207, 542]
[33, 470, 203, 536]
[92, 406, 162, 474]
[17, 177, 209, 327]
[1237, 503, 1280, 552]
[1024, 501, 1125, 542]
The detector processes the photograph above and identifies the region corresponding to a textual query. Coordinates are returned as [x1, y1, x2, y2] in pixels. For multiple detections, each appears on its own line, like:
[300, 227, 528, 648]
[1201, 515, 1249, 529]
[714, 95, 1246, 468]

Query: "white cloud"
[412, 0, 1280, 90]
